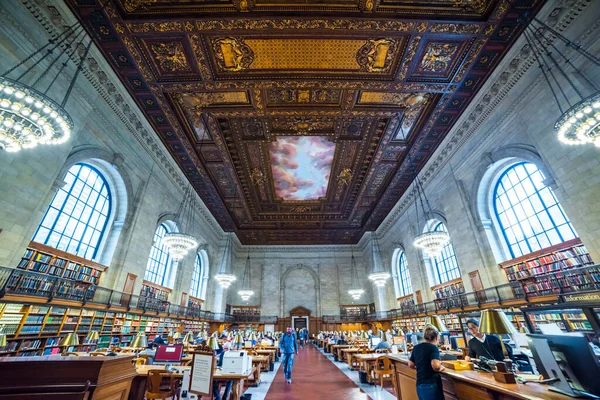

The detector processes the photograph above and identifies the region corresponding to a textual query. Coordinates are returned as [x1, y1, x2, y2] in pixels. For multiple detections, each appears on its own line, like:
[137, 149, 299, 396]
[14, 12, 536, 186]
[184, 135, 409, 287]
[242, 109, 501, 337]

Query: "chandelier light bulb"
[215, 274, 236, 289]
[413, 230, 450, 257]
[0, 78, 73, 152]
[348, 289, 365, 300]
[238, 289, 254, 301]
[161, 232, 198, 260]
[556, 92, 600, 146]
[368, 272, 391, 287]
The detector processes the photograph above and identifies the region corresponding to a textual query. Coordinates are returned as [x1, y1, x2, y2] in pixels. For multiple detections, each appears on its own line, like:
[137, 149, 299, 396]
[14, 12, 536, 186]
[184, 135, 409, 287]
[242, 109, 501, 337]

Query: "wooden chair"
[373, 357, 394, 390]
[137, 354, 152, 363]
[146, 370, 176, 400]
[375, 348, 391, 354]
[134, 357, 147, 367]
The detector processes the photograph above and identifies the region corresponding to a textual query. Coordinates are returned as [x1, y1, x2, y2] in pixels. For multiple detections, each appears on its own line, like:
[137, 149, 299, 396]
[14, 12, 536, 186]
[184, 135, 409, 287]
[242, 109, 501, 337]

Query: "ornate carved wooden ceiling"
[67, 0, 544, 245]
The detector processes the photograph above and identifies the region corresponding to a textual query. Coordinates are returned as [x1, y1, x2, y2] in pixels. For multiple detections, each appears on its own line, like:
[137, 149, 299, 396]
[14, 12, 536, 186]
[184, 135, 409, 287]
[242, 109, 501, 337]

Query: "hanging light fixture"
[412, 176, 449, 257]
[347, 248, 364, 300]
[214, 232, 237, 288]
[514, 16, 600, 146]
[162, 187, 199, 260]
[238, 252, 254, 301]
[368, 233, 390, 287]
[0, 24, 92, 152]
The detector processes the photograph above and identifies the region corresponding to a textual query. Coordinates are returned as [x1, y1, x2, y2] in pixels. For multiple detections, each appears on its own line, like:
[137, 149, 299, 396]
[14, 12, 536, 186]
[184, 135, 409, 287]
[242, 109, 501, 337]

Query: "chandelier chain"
[33, 28, 85, 89]
[62, 38, 92, 108]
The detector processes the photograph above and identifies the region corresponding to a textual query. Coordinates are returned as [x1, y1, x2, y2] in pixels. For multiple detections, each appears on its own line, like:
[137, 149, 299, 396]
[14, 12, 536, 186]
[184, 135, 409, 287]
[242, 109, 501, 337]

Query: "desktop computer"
[154, 344, 184, 370]
[528, 334, 600, 397]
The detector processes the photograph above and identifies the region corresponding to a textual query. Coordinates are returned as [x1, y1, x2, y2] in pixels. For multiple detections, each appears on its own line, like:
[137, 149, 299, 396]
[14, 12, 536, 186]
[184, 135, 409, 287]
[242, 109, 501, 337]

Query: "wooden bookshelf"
[0, 301, 213, 356]
[17, 241, 107, 285]
[340, 304, 369, 319]
[432, 278, 465, 300]
[188, 296, 203, 311]
[392, 317, 426, 333]
[398, 295, 415, 310]
[230, 305, 260, 317]
[140, 280, 171, 301]
[499, 238, 594, 295]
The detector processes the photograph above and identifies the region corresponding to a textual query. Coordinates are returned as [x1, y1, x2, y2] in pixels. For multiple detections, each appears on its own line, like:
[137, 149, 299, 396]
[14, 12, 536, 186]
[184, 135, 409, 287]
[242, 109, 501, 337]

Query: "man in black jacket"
[464, 318, 512, 362]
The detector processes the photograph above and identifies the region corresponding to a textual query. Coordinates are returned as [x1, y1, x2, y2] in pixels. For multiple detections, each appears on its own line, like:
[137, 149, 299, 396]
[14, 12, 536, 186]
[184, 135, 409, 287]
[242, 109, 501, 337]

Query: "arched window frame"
[492, 161, 577, 258]
[397, 251, 413, 297]
[144, 221, 178, 288]
[33, 163, 112, 260]
[190, 253, 203, 298]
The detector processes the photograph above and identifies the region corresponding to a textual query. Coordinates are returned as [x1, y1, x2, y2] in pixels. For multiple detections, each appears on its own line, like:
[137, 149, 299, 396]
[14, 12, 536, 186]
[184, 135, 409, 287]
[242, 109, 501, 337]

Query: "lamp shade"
[59, 333, 80, 347]
[360, 331, 369, 339]
[173, 332, 182, 340]
[0, 329, 6, 347]
[131, 333, 148, 349]
[183, 332, 195, 343]
[207, 336, 219, 351]
[425, 316, 448, 332]
[85, 331, 99, 342]
[233, 333, 244, 346]
[248, 332, 257, 342]
[479, 309, 516, 335]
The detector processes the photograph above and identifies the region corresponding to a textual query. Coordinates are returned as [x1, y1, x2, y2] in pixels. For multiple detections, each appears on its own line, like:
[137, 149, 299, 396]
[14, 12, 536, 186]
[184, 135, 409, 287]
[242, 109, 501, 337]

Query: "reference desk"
[385, 354, 573, 400]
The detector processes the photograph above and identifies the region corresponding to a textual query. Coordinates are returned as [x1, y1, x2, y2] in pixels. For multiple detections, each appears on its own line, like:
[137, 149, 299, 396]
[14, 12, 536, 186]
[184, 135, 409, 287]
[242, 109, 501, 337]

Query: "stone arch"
[41, 146, 133, 266]
[470, 144, 552, 262]
[280, 263, 320, 317]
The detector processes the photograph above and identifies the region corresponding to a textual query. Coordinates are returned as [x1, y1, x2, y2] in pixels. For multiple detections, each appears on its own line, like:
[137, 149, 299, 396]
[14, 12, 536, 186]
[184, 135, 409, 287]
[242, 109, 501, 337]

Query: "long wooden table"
[385, 354, 573, 400]
[341, 348, 374, 370]
[131, 365, 253, 400]
[331, 344, 352, 361]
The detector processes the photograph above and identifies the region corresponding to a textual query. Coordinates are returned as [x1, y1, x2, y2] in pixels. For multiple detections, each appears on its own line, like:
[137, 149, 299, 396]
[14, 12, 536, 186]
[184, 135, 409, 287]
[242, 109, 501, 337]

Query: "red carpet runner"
[264, 343, 371, 400]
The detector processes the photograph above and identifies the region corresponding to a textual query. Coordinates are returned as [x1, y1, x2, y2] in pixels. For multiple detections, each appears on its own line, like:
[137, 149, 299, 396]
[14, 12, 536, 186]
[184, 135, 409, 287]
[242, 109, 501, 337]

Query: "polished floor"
[259, 343, 394, 400]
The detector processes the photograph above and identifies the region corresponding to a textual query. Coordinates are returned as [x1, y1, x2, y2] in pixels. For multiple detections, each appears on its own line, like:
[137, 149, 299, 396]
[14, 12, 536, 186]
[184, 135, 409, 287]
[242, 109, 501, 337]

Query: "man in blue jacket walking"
[279, 327, 298, 384]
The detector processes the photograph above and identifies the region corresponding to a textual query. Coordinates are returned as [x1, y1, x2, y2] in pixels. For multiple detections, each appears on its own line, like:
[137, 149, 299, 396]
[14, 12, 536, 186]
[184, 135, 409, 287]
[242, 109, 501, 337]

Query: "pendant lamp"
[214, 232, 237, 288]
[162, 187, 198, 260]
[368, 233, 390, 287]
[238, 252, 254, 301]
[412, 176, 449, 257]
[348, 248, 365, 300]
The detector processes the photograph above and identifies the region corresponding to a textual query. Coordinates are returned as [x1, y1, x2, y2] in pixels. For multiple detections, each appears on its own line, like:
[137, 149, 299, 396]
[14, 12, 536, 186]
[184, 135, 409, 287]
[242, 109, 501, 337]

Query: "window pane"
[431, 222, 460, 284]
[144, 224, 173, 287]
[31, 163, 112, 260]
[493, 162, 577, 258]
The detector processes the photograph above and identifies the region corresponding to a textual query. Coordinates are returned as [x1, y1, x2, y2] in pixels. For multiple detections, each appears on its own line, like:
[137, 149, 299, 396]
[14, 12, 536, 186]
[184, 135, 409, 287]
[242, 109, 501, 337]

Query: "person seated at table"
[152, 335, 167, 346]
[138, 343, 156, 364]
[337, 335, 349, 345]
[464, 318, 512, 362]
[375, 338, 392, 351]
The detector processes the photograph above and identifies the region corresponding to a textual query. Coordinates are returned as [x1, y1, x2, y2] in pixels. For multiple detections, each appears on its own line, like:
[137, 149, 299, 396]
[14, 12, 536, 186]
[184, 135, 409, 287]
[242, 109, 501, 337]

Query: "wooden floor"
[264, 343, 372, 400]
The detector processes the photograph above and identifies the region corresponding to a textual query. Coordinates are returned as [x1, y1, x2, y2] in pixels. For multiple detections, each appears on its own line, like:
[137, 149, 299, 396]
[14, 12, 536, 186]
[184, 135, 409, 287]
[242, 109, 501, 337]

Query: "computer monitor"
[527, 334, 600, 397]
[370, 337, 381, 347]
[154, 344, 183, 366]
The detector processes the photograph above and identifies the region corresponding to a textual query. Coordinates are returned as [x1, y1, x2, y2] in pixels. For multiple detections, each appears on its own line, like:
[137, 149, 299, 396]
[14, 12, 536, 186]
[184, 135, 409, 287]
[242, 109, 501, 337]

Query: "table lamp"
[183, 332, 195, 344]
[207, 336, 219, 351]
[173, 331, 182, 340]
[60, 333, 80, 355]
[425, 316, 448, 332]
[131, 333, 148, 350]
[249, 332, 257, 342]
[479, 309, 516, 358]
[85, 330, 100, 343]
[233, 333, 244, 349]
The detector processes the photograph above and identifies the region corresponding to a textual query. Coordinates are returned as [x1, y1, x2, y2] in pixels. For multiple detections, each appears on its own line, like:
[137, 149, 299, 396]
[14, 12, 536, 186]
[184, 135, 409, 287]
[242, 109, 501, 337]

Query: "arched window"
[493, 162, 576, 258]
[397, 251, 413, 297]
[33, 163, 111, 260]
[432, 222, 461, 284]
[144, 224, 172, 286]
[190, 253, 203, 298]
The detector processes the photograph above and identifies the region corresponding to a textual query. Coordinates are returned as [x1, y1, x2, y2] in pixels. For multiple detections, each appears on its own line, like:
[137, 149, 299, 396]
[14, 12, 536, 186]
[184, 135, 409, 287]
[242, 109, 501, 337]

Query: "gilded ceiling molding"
[195, 19, 415, 32]
[376, 0, 594, 240]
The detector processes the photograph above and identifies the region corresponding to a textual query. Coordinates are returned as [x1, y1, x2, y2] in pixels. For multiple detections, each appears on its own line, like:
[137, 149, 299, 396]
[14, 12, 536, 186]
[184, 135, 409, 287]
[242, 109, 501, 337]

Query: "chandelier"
[238, 253, 254, 301]
[412, 176, 449, 257]
[214, 232, 236, 289]
[368, 233, 390, 287]
[163, 187, 198, 260]
[347, 248, 364, 300]
[517, 17, 600, 146]
[0, 25, 91, 152]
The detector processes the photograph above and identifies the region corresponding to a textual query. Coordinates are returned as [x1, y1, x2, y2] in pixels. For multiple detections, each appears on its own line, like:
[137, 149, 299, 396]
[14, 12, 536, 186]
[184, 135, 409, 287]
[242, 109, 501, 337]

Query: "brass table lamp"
[233, 333, 244, 349]
[131, 333, 148, 350]
[207, 336, 219, 351]
[425, 316, 448, 332]
[60, 333, 80, 355]
[183, 332, 195, 344]
[479, 309, 516, 358]
[0, 326, 7, 348]
[85, 331, 99, 343]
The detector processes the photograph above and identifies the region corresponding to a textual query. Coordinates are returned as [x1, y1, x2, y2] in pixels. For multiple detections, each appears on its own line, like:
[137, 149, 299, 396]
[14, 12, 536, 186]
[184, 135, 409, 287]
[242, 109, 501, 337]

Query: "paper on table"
[189, 353, 213, 396]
